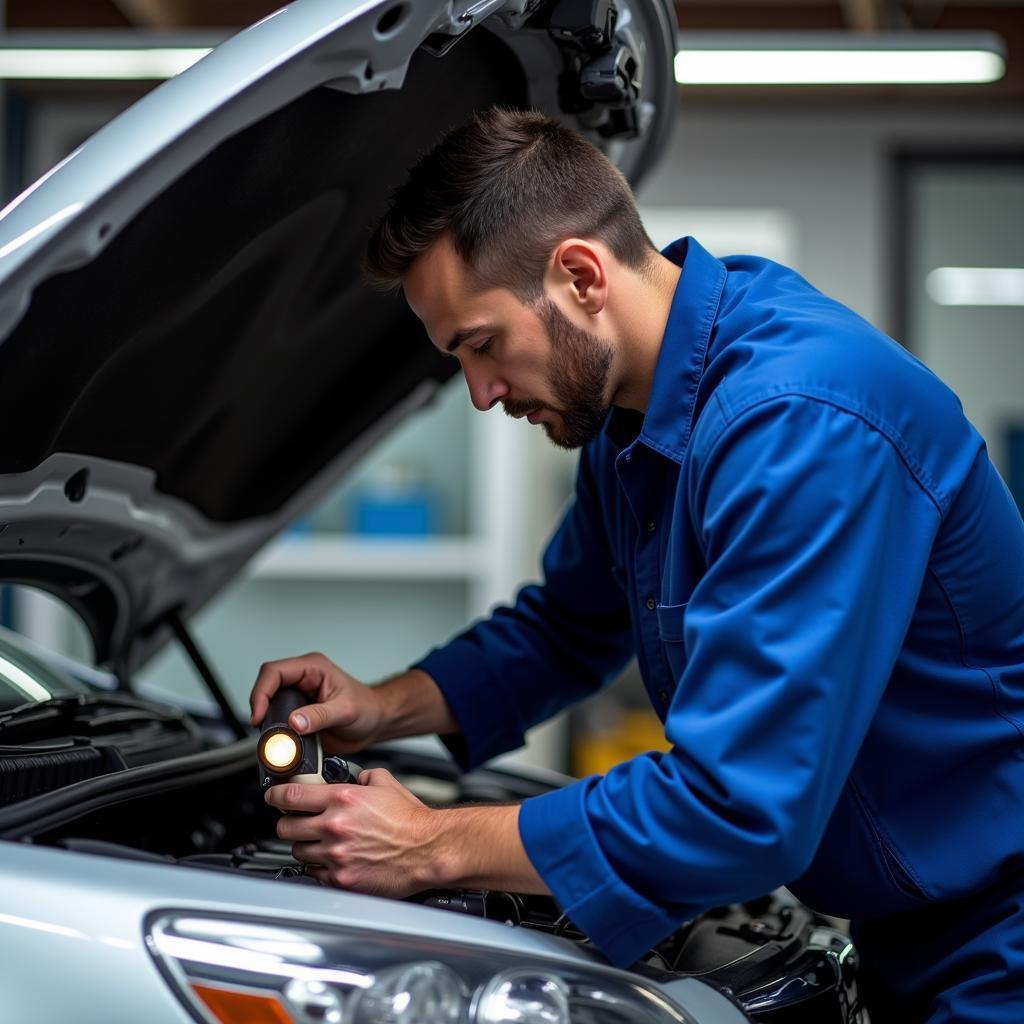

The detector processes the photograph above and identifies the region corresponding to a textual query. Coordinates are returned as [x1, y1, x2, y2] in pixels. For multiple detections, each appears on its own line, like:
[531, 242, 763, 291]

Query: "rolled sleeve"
[519, 775, 686, 966]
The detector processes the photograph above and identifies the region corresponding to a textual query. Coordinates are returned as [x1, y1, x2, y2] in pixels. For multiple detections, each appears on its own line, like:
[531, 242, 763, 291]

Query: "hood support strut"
[165, 610, 247, 741]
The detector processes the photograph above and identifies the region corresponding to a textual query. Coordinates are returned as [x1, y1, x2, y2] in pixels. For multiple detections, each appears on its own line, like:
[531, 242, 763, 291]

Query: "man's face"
[403, 236, 614, 450]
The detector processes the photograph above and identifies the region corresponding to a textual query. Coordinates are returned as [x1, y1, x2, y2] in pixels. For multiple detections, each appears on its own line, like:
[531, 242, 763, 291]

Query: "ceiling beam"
[110, 0, 285, 27]
[840, 0, 883, 30]
[111, 0, 195, 26]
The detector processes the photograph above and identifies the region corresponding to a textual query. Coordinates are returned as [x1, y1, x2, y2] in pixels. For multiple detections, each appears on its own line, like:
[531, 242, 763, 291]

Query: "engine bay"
[0, 719, 866, 1024]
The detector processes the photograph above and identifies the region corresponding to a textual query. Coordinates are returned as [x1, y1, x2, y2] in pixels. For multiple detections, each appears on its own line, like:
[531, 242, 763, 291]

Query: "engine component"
[545, 0, 644, 138]
[322, 755, 363, 784]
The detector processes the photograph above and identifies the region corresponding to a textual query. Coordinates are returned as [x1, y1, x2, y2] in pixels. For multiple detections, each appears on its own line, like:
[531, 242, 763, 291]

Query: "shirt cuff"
[518, 778, 685, 967]
[413, 641, 528, 771]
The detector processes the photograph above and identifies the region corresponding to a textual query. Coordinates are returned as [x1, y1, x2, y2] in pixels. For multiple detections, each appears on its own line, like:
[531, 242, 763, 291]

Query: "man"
[250, 107, 1024, 1021]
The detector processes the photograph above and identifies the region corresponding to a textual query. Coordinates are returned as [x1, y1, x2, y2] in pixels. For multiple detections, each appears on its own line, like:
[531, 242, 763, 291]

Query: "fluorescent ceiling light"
[926, 267, 1024, 306]
[0, 47, 210, 80]
[675, 31, 1006, 86]
[0, 32, 221, 80]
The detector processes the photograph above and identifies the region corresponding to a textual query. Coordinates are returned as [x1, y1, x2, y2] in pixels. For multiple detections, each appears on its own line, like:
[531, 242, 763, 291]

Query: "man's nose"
[462, 362, 508, 412]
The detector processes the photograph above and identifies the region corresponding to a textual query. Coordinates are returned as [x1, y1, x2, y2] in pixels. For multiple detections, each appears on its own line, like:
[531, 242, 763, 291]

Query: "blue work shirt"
[416, 237, 1024, 1014]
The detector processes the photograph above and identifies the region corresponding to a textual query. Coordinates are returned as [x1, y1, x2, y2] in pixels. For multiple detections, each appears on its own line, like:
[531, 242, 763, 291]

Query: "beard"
[502, 299, 613, 450]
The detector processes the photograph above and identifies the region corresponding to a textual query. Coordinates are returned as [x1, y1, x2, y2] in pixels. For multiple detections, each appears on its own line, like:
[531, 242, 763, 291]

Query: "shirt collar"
[605, 236, 726, 463]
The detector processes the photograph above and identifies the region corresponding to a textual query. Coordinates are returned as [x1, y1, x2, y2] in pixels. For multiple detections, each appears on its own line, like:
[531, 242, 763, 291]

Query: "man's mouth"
[503, 399, 544, 421]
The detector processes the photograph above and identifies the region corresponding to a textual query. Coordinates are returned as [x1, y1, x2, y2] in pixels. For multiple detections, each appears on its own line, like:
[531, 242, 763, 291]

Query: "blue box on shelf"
[353, 493, 437, 536]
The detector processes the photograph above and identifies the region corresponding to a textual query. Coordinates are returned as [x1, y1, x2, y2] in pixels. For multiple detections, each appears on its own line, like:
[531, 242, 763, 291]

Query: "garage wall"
[906, 160, 1024, 477]
[636, 104, 1024, 333]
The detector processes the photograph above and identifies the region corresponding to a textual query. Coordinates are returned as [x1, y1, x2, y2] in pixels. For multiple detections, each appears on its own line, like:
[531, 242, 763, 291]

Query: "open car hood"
[0, 0, 677, 678]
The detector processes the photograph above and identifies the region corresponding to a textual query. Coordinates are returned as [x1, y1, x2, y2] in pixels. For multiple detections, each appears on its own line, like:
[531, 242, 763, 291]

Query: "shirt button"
[645, 596, 656, 611]
[659, 689, 670, 705]
[646, 520, 656, 534]
[624, 452, 632, 463]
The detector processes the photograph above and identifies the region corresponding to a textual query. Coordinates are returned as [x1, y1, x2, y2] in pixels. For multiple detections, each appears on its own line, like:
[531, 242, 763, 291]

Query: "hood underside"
[1, 41, 520, 516]
[0, 0, 677, 675]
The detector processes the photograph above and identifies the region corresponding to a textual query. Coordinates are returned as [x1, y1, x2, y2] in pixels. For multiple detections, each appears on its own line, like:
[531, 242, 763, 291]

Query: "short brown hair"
[364, 106, 655, 300]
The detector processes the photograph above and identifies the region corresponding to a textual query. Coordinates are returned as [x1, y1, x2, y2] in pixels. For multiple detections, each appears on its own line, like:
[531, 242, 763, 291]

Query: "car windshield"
[0, 626, 91, 712]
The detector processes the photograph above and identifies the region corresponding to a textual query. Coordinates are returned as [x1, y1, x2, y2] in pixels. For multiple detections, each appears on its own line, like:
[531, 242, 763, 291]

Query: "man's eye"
[473, 337, 495, 356]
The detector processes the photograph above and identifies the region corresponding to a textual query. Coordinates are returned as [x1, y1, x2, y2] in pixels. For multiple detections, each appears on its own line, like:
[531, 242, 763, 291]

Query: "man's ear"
[547, 239, 608, 314]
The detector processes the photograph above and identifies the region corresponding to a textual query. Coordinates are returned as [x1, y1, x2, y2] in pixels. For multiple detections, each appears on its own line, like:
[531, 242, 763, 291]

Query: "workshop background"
[1, 0, 1021, 774]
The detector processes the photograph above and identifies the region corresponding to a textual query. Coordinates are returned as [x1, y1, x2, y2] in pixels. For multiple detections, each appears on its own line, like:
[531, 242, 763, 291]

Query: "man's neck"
[609, 253, 682, 413]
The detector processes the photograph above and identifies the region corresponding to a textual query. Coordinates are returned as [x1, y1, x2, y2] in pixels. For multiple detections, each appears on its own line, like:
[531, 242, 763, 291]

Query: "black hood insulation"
[0, 31, 527, 522]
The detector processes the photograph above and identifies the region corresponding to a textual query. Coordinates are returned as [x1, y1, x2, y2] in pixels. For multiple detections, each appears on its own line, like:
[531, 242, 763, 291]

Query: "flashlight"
[257, 688, 364, 792]
[257, 688, 324, 790]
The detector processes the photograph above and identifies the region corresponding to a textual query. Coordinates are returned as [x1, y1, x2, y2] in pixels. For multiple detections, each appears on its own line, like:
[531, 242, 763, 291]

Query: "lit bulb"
[262, 732, 299, 771]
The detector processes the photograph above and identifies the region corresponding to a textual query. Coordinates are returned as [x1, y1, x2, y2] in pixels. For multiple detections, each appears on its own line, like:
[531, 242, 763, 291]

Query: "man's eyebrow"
[445, 325, 495, 354]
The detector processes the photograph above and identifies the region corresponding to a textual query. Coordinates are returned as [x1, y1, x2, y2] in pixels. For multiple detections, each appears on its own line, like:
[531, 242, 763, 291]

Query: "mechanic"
[250, 107, 1024, 1022]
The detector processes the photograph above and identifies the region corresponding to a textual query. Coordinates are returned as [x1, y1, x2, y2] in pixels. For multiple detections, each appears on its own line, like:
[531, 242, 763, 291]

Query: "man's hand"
[249, 653, 384, 755]
[267, 769, 550, 897]
[270, 769, 434, 895]
[249, 655, 460, 754]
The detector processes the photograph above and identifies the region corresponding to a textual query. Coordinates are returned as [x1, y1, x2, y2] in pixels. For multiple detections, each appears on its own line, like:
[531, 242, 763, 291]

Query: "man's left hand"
[268, 768, 436, 896]
[266, 768, 550, 897]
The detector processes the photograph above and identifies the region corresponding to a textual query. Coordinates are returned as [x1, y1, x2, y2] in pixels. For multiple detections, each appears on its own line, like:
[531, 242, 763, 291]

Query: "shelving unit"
[249, 534, 489, 582]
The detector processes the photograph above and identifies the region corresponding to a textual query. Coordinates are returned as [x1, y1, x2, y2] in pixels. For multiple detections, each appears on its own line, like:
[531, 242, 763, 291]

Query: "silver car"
[0, 1, 863, 1021]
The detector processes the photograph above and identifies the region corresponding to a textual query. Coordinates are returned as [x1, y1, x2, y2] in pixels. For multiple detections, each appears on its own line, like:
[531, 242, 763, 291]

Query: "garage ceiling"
[4, 0, 1022, 103]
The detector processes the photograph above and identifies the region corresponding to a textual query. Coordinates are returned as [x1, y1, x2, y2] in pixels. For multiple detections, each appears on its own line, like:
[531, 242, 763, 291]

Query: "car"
[0, 1, 867, 1021]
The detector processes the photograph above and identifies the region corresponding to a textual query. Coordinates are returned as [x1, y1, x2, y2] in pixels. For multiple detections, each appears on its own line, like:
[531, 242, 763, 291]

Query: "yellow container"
[572, 709, 671, 777]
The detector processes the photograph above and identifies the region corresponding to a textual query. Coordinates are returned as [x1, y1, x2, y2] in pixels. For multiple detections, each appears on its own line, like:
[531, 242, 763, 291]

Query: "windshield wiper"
[0, 693, 184, 741]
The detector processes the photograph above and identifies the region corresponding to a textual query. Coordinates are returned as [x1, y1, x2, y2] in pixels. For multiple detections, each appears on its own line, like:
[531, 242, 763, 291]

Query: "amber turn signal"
[192, 983, 295, 1024]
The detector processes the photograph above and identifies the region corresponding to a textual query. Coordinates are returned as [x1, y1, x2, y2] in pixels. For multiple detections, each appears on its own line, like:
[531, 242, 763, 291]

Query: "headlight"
[354, 962, 466, 1024]
[477, 969, 570, 1023]
[146, 912, 697, 1024]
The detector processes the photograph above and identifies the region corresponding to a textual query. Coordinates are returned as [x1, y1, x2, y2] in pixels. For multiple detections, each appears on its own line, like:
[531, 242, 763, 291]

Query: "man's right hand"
[249, 656, 459, 752]
[249, 653, 384, 754]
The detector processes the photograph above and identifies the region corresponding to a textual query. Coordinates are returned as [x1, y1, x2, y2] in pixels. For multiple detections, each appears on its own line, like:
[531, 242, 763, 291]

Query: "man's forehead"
[404, 235, 472, 307]
[404, 238, 521, 349]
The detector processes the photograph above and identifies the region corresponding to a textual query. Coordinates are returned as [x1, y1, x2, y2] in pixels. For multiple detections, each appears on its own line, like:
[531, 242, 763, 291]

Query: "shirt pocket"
[657, 601, 689, 679]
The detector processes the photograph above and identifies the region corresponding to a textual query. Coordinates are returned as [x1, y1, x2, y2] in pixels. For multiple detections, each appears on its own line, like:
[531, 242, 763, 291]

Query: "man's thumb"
[290, 701, 334, 734]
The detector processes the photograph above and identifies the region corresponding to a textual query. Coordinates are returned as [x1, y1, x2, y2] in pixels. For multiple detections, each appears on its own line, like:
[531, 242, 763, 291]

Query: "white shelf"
[248, 534, 489, 581]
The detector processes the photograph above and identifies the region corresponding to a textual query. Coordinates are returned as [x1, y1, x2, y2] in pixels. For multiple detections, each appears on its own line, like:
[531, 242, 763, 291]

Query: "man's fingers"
[276, 813, 326, 843]
[249, 657, 322, 724]
[265, 782, 332, 814]
[290, 840, 329, 866]
[249, 656, 326, 725]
